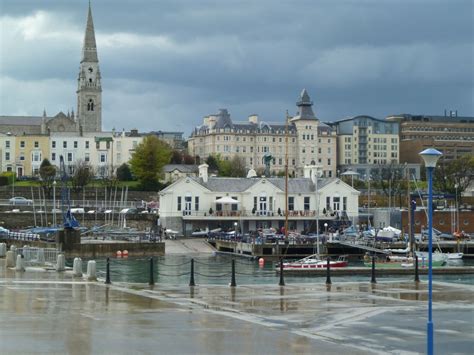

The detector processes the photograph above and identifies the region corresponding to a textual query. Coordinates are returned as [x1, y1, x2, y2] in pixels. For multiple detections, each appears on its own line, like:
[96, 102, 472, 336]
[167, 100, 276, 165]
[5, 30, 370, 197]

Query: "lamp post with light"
[419, 147, 442, 355]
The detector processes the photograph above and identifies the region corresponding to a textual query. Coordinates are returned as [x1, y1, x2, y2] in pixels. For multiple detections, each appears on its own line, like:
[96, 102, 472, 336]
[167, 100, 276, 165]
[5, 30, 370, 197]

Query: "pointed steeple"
[81, 2, 98, 63]
[293, 88, 317, 120]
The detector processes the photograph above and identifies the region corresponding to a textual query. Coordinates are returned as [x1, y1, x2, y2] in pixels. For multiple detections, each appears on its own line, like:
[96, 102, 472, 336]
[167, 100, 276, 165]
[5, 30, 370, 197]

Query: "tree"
[116, 163, 133, 181]
[129, 135, 172, 190]
[71, 160, 93, 193]
[434, 154, 474, 203]
[370, 163, 407, 207]
[182, 153, 195, 165]
[39, 159, 57, 198]
[227, 156, 246, 177]
[205, 155, 219, 172]
[170, 150, 183, 164]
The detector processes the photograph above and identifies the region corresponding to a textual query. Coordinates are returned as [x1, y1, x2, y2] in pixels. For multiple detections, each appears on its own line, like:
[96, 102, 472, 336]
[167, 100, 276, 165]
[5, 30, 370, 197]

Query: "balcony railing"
[181, 209, 337, 218]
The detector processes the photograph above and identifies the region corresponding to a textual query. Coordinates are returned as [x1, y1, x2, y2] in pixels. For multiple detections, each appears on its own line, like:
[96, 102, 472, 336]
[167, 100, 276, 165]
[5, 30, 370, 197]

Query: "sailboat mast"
[285, 111, 289, 240]
[406, 164, 413, 254]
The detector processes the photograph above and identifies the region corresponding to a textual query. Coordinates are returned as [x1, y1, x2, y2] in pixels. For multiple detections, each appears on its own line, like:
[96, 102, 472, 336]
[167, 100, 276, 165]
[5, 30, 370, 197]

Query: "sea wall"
[0, 212, 157, 230]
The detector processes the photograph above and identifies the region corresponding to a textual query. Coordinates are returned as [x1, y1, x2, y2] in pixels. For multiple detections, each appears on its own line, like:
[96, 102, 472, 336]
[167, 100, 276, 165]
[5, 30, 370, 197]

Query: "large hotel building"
[187, 90, 337, 178]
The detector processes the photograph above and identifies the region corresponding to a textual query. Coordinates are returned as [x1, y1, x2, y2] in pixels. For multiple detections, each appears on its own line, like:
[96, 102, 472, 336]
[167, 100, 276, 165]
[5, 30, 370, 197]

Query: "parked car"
[9, 197, 33, 206]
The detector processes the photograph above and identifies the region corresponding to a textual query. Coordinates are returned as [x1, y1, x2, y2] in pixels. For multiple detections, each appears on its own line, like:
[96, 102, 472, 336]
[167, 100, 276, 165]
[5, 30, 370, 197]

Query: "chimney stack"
[199, 164, 209, 183]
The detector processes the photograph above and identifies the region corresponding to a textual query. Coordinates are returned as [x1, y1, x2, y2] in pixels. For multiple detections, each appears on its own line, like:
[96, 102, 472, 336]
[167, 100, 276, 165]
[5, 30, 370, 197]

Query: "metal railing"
[15, 247, 60, 266]
[182, 209, 338, 218]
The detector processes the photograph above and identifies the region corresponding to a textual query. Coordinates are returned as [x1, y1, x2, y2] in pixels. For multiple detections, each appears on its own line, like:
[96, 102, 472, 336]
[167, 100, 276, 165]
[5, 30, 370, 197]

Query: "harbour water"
[86, 254, 474, 286]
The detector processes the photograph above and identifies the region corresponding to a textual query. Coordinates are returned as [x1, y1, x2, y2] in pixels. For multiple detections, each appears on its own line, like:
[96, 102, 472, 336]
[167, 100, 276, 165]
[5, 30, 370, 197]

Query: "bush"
[0, 175, 9, 186]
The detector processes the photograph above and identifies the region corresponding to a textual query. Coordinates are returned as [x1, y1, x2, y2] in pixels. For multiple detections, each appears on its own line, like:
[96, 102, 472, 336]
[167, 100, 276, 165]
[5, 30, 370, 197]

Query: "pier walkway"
[330, 239, 390, 254]
[1, 259, 473, 354]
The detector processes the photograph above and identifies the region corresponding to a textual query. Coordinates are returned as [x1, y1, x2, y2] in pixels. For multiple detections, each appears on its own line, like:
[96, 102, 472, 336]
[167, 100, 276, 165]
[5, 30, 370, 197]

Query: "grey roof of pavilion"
[81, 3, 98, 63]
[193, 177, 259, 192]
[163, 164, 198, 173]
[191, 176, 335, 193]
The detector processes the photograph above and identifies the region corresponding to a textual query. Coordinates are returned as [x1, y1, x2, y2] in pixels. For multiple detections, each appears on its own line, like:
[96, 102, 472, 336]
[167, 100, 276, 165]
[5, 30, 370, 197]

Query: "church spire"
[81, 1, 98, 63]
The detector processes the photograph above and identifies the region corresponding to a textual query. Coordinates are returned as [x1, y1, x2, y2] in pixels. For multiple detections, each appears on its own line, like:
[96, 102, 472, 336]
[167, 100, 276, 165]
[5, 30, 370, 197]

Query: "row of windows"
[403, 126, 474, 133]
[176, 195, 348, 212]
[52, 141, 90, 149]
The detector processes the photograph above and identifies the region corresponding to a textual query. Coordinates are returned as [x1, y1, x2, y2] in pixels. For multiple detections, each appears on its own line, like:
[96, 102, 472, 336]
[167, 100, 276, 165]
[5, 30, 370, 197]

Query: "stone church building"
[0, 3, 102, 136]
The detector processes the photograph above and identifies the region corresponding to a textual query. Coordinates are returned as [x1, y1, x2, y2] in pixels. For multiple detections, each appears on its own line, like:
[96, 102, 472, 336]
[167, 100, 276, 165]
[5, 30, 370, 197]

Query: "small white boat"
[446, 252, 463, 260]
[415, 251, 449, 264]
[278, 254, 348, 270]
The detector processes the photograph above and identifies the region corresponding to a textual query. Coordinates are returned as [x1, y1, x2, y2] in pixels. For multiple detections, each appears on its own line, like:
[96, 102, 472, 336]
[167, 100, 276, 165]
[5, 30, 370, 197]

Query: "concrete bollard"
[15, 254, 25, 271]
[73, 258, 83, 277]
[6, 251, 15, 267]
[86, 260, 97, 281]
[0, 243, 6, 257]
[56, 254, 65, 272]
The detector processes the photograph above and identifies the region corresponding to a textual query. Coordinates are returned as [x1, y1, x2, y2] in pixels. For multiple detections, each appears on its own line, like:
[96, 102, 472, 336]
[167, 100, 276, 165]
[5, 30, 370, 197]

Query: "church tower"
[77, 2, 102, 133]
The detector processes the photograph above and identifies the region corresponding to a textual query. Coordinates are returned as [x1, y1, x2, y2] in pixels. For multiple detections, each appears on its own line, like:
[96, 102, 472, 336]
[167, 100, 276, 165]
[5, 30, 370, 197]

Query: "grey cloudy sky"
[1, 0, 473, 135]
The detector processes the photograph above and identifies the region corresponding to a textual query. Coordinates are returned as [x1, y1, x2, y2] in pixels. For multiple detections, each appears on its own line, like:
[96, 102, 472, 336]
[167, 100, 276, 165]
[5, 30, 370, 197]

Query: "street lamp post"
[324, 222, 329, 242]
[53, 181, 57, 226]
[419, 147, 442, 355]
[454, 183, 459, 233]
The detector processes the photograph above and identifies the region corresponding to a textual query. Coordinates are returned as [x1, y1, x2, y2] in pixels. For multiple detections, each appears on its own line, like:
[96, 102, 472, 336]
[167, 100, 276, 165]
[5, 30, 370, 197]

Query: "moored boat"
[278, 254, 348, 270]
[364, 253, 447, 268]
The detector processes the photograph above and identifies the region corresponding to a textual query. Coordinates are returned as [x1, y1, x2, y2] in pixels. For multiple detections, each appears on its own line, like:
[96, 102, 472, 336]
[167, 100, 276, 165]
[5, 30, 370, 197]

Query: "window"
[116, 153, 121, 162]
[333, 197, 340, 211]
[327, 158, 331, 165]
[34, 141, 39, 148]
[20, 141, 25, 148]
[32, 151, 41, 162]
[74, 141, 78, 148]
[132, 141, 138, 148]
[63, 141, 67, 148]
[116, 141, 121, 150]
[326, 196, 330, 210]
[51, 153, 56, 161]
[343, 197, 347, 211]
[288, 197, 294, 211]
[253, 196, 257, 210]
[19, 153, 25, 161]
[85, 141, 89, 149]
[85, 153, 90, 162]
[5, 152, 10, 161]
[100, 153, 106, 163]
[5, 141, 10, 148]
[52, 141, 56, 148]
[87, 99, 94, 111]
[232, 196, 238, 211]
[177, 196, 182, 211]
[195, 196, 199, 211]
[304, 197, 310, 211]
[67, 153, 73, 162]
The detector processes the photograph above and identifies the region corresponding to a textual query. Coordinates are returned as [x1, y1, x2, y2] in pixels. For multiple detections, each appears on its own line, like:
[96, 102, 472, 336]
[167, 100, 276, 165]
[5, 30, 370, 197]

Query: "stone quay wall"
[0, 212, 157, 230]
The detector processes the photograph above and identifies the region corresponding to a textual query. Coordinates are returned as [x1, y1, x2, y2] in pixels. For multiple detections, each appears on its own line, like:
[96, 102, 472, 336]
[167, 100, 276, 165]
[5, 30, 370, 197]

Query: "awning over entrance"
[215, 197, 239, 204]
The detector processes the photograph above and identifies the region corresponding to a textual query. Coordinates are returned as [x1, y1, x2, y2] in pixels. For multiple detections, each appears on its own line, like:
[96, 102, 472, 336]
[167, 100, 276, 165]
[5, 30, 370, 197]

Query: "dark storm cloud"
[0, 0, 472, 133]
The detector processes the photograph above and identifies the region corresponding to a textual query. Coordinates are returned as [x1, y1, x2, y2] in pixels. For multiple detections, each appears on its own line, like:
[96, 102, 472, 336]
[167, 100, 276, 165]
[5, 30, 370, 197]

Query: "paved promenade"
[1, 259, 473, 354]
